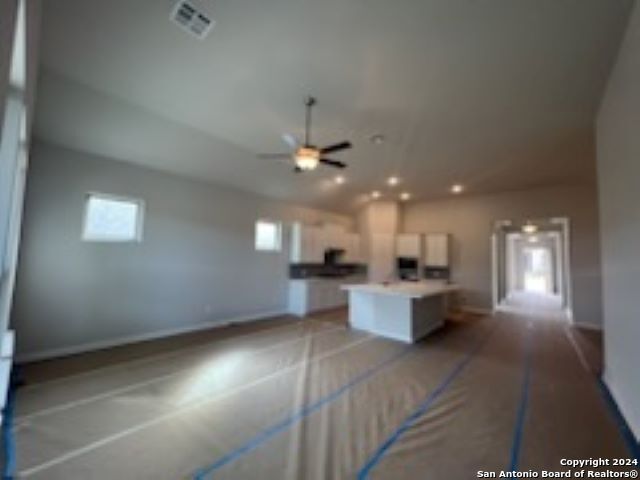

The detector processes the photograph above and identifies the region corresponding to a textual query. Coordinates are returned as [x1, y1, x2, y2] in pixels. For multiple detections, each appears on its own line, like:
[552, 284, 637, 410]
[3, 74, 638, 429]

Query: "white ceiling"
[34, 0, 634, 212]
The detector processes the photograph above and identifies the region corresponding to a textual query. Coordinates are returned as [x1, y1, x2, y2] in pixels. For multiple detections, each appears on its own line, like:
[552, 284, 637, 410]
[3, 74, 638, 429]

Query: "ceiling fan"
[258, 97, 353, 172]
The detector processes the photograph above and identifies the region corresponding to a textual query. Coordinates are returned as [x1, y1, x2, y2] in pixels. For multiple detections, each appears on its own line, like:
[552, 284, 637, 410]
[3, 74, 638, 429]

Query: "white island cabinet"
[342, 282, 457, 343]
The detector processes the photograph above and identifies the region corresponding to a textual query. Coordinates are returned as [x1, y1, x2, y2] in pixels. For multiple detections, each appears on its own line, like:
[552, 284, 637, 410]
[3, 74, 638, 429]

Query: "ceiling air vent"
[170, 0, 214, 40]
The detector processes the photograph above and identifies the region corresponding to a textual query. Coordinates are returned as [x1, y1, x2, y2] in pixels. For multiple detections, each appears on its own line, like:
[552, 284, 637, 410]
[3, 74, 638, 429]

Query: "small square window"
[255, 220, 281, 252]
[82, 193, 144, 242]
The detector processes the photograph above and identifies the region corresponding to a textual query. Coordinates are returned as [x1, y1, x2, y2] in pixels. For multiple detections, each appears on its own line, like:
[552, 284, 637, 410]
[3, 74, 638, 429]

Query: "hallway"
[499, 290, 566, 317]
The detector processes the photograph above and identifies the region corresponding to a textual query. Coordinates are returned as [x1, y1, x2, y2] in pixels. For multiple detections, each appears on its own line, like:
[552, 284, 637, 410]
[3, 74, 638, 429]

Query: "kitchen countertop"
[342, 281, 458, 299]
[290, 275, 366, 284]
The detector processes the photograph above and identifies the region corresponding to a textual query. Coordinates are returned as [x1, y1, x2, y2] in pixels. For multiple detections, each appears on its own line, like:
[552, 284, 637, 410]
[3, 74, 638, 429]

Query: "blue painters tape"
[1, 377, 17, 480]
[508, 322, 534, 472]
[597, 377, 640, 462]
[357, 319, 501, 480]
[192, 343, 415, 479]
[564, 323, 639, 462]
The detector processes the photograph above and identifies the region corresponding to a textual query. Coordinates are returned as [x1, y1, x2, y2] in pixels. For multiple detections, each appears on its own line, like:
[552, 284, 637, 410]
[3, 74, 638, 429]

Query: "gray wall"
[12, 141, 351, 360]
[0, 0, 17, 125]
[402, 183, 602, 327]
[596, 2, 640, 441]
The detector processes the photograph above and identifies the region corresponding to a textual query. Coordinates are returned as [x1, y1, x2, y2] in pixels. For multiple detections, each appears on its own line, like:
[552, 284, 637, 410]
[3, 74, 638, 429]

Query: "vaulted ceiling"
[34, 0, 634, 212]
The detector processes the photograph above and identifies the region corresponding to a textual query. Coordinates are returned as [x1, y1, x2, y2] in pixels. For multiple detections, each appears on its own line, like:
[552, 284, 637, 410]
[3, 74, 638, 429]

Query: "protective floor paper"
[8, 310, 632, 479]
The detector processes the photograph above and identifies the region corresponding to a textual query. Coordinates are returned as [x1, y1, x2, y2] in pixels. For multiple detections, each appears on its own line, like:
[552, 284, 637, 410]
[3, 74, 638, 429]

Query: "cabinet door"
[290, 224, 328, 264]
[287, 281, 308, 316]
[323, 223, 347, 250]
[342, 233, 360, 263]
[351, 235, 362, 263]
[396, 234, 421, 257]
[330, 281, 343, 307]
[319, 285, 330, 310]
[308, 283, 323, 311]
[290, 223, 304, 263]
[301, 227, 315, 263]
[425, 234, 449, 267]
[310, 227, 325, 263]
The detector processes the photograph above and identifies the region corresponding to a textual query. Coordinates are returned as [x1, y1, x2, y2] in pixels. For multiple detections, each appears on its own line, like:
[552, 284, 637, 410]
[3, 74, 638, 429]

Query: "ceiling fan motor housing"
[295, 147, 320, 171]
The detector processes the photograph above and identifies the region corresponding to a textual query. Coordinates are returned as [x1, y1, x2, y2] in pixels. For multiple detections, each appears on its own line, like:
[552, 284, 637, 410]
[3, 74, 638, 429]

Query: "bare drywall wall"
[597, 2, 640, 441]
[12, 141, 352, 359]
[402, 183, 602, 327]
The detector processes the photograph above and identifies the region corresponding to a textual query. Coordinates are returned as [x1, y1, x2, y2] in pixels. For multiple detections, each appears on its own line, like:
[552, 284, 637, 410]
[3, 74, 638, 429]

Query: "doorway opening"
[492, 217, 572, 319]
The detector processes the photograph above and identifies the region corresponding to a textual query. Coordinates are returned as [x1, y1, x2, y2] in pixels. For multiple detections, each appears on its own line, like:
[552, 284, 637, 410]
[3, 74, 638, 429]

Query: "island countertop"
[341, 281, 458, 299]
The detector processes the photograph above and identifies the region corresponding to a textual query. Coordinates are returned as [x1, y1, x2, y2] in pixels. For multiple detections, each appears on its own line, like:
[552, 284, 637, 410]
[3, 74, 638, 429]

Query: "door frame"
[491, 217, 573, 321]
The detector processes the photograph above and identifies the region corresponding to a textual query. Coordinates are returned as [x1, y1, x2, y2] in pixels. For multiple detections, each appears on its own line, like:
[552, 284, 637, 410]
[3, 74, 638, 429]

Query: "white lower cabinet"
[288, 277, 363, 317]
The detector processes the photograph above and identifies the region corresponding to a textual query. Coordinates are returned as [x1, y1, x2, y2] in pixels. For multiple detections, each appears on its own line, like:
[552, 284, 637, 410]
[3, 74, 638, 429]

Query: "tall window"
[82, 193, 144, 242]
[255, 220, 282, 252]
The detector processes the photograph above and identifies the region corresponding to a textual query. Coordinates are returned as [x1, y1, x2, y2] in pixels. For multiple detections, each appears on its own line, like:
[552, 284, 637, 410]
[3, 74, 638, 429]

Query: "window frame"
[254, 219, 282, 252]
[81, 192, 145, 243]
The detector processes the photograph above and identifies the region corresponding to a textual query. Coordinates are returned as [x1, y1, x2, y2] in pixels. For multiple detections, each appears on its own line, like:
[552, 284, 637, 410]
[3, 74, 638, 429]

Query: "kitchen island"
[342, 281, 458, 343]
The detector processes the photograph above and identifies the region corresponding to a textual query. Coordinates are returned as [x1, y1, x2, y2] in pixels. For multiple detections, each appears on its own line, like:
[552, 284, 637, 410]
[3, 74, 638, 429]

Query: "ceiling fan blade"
[257, 153, 292, 159]
[281, 133, 300, 149]
[320, 158, 347, 169]
[320, 141, 352, 155]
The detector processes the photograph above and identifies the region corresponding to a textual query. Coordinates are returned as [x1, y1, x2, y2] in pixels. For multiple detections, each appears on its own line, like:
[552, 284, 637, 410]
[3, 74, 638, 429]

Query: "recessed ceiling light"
[370, 134, 385, 145]
[371, 190, 381, 199]
[451, 184, 464, 194]
[334, 175, 345, 185]
[400, 192, 411, 201]
[522, 223, 538, 234]
[387, 176, 400, 186]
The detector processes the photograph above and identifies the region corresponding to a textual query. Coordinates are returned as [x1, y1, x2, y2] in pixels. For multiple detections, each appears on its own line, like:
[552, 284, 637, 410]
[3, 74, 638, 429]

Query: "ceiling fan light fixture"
[295, 147, 320, 171]
[258, 97, 352, 173]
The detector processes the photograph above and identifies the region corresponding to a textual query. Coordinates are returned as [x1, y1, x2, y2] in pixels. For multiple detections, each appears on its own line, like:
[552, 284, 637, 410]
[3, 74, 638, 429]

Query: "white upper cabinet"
[343, 233, 362, 263]
[290, 223, 361, 264]
[396, 234, 422, 258]
[323, 223, 347, 250]
[290, 223, 323, 263]
[424, 233, 450, 267]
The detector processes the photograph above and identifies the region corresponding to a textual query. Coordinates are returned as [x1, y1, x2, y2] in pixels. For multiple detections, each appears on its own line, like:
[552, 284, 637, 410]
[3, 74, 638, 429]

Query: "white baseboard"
[16, 310, 289, 363]
[572, 321, 603, 332]
[602, 370, 640, 443]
